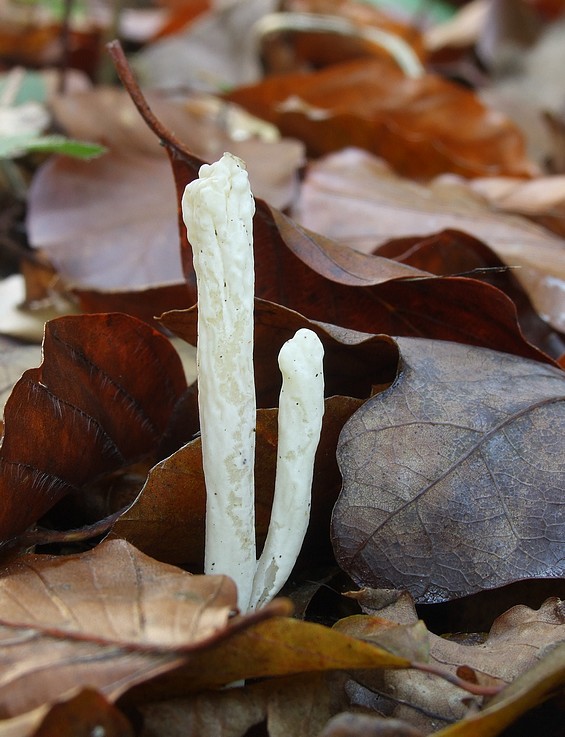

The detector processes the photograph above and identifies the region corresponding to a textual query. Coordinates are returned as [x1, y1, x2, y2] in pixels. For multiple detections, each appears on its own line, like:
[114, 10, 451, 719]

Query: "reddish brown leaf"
[332, 337, 565, 603]
[0, 313, 187, 545]
[374, 229, 565, 360]
[225, 57, 536, 179]
[107, 43, 551, 364]
[111, 397, 362, 570]
[32, 689, 133, 737]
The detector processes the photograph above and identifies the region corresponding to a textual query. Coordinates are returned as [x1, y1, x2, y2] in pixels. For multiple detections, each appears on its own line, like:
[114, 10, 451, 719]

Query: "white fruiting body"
[182, 153, 257, 612]
[250, 328, 324, 609]
[182, 153, 325, 612]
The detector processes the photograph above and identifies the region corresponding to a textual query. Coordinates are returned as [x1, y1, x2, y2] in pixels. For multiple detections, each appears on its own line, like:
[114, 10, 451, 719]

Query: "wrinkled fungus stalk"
[251, 328, 324, 609]
[182, 153, 257, 612]
[182, 153, 324, 612]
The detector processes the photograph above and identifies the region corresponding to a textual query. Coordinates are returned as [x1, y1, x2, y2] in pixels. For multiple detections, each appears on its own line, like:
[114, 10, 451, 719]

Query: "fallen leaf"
[434, 640, 565, 736]
[114, 300, 397, 567]
[139, 672, 347, 737]
[0, 313, 188, 546]
[135, 616, 410, 693]
[294, 147, 565, 333]
[32, 689, 133, 737]
[226, 56, 537, 178]
[318, 712, 426, 736]
[27, 150, 183, 291]
[332, 336, 565, 603]
[133, 0, 277, 92]
[111, 397, 362, 569]
[0, 539, 283, 722]
[109, 43, 552, 363]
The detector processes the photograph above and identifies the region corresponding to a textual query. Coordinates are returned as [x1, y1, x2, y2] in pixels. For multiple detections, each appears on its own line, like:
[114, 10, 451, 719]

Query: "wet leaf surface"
[333, 337, 565, 603]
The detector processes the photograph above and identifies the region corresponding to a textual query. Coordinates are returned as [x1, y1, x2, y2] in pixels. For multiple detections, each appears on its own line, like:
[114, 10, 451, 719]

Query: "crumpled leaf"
[225, 56, 537, 179]
[339, 593, 565, 733]
[332, 336, 565, 603]
[435, 640, 565, 736]
[0, 539, 285, 723]
[0, 313, 187, 546]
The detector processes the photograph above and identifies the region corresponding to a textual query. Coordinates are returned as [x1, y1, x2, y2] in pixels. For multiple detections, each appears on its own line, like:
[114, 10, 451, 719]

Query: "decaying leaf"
[332, 337, 565, 603]
[139, 616, 410, 693]
[0, 313, 188, 546]
[0, 539, 284, 724]
[108, 41, 553, 364]
[339, 593, 565, 733]
[140, 672, 347, 737]
[114, 300, 398, 567]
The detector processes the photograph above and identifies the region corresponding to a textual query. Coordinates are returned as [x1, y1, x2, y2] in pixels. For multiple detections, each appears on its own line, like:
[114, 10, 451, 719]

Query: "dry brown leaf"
[338, 595, 565, 733]
[140, 672, 347, 737]
[332, 337, 565, 603]
[0, 539, 284, 724]
[294, 147, 565, 331]
[226, 56, 537, 179]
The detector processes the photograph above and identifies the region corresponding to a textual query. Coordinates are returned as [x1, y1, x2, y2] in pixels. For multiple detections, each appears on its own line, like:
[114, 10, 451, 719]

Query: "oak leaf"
[0, 539, 283, 723]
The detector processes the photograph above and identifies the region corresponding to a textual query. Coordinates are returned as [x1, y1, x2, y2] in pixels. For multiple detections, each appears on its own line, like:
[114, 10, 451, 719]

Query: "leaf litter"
[0, 3, 565, 735]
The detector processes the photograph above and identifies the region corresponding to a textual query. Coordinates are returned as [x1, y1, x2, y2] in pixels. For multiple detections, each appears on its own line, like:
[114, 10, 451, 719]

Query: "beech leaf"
[225, 57, 536, 179]
[0, 313, 187, 545]
[332, 337, 565, 603]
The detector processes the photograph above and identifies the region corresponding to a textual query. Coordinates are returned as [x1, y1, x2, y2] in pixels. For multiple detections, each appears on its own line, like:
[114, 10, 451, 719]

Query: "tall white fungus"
[182, 152, 325, 612]
[182, 153, 257, 612]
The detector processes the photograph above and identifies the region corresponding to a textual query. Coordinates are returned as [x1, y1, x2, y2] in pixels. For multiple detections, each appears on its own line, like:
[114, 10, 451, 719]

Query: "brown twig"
[106, 40, 192, 156]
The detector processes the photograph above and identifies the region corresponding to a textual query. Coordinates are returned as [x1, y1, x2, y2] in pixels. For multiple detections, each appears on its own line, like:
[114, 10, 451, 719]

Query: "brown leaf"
[225, 57, 537, 179]
[28, 89, 304, 292]
[0, 313, 187, 545]
[111, 397, 361, 569]
[32, 689, 133, 737]
[108, 43, 552, 363]
[332, 337, 565, 603]
[139, 672, 347, 737]
[434, 640, 565, 736]
[258, 0, 425, 74]
[0, 539, 283, 721]
[27, 150, 182, 291]
[336, 595, 565, 735]
[355, 590, 565, 684]
[136, 616, 410, 693]
[294, 147, 565, 334]
[116, 301, 394, 567]
[318, 712, 425, 737]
